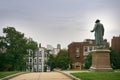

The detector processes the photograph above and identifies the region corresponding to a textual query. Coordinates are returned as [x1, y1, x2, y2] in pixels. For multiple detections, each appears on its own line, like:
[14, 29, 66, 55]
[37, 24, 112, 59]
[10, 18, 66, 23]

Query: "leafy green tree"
[0, 27, 38, 71]
[110, 48, 120, 69]
[55, 50, 71, 70]
[47, 54, 56, 71]
[2, 27, 28, 71]
[0, 36, 8, 71]
[84, 53, 92, 69]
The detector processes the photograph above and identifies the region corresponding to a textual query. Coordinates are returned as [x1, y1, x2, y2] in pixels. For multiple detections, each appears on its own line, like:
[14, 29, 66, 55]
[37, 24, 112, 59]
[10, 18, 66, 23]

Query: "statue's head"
[95, 19, 100, 23]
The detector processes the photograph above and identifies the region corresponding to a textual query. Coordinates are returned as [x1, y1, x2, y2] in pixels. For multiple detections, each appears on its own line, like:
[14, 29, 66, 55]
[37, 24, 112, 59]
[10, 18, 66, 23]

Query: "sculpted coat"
[91, 21, 104, 48]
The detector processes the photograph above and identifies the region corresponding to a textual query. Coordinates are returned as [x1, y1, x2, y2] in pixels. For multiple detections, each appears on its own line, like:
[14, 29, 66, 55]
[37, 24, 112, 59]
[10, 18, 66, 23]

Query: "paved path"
[9, 72, 72, 80]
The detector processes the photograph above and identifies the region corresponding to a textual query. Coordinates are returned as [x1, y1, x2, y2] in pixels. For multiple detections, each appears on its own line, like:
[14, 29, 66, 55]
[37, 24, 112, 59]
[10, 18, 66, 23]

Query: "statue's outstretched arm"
[91, 24, 97, 32]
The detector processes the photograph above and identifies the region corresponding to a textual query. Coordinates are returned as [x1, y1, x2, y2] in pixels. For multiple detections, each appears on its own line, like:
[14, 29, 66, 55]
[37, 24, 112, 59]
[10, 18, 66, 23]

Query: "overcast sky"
[0, 0, 120, 48]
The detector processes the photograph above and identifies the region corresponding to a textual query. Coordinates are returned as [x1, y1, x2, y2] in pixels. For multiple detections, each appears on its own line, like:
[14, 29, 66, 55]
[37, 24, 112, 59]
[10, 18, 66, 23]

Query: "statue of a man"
[91, 19, 104, 48]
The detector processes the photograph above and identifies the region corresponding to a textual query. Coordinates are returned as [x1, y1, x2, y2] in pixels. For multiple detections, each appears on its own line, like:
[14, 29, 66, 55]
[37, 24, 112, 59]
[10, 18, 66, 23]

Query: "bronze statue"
[91, 19, 104, 49]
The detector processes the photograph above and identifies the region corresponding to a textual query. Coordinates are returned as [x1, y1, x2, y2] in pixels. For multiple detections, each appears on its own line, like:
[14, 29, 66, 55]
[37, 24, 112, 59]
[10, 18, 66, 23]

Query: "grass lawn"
[0, 71, 20, 79]
[71, 72, 120, 80]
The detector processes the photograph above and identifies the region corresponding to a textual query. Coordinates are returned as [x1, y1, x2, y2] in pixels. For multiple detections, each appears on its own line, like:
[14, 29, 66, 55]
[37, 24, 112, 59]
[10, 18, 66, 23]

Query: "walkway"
[9, 72, 72, 80]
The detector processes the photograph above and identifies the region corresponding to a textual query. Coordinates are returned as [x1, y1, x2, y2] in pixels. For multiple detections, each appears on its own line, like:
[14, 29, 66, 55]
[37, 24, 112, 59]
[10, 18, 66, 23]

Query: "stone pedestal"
[90, 49, 113, 72]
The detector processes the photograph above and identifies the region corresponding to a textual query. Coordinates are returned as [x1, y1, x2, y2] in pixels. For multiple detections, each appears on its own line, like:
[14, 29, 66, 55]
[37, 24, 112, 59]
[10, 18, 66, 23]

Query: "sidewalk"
[9, 72, 72, 80]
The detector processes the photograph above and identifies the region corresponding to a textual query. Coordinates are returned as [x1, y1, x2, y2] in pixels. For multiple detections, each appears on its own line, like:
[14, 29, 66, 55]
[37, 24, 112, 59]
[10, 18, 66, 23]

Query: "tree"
[47, 54, 56, 71]
[3, 27, 28, 70]
[47, 50, 71, 70]
[84, 53, 92, 69]
[55, 50, 71, 70]
[0, 27, 38, 71]
[110, 48, 120, 69]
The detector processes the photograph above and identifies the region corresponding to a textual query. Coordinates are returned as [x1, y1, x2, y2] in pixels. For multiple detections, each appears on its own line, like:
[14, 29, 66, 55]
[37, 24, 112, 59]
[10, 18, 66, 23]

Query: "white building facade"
[26, 47, 48, 72]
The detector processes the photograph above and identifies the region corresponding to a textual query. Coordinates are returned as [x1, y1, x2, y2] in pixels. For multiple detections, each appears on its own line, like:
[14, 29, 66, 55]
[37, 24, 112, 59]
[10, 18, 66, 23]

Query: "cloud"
[0, 0, 120, 48]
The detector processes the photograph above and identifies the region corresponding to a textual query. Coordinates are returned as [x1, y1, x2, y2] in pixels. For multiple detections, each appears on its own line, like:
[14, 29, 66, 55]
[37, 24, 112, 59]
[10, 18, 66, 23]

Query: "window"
[76, 48, 80, 58]
[30, 59, 32, 62]
[39, 59, 41, 62]
[39, 51, 42, 57]
[30, 50, 33, 54]
[34, 59, 36, 63]
[89, 46, 92, 51]
[84, 46, 88, 52]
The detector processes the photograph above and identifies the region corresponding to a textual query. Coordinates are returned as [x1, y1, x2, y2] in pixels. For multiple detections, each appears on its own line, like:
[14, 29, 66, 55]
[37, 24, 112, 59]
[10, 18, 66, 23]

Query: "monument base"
[90, 49, 113, 72]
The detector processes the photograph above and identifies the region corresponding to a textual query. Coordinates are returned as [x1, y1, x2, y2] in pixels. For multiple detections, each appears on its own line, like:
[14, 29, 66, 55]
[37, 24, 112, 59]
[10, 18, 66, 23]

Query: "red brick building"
[111, 36, 120, 58]
[68, 39, 109, 70]
[68, 42, 84, 70]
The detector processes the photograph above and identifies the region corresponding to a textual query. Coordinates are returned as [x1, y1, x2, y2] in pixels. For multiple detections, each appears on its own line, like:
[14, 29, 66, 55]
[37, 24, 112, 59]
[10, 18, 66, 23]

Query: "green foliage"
[84, 53, 92, 69]
[47, 50, 71, 70]
[0, 27, 38, 71]
[110, 48, 120, 69]
[47, 54, 56, 71]
[71, 72, 120, 80]
[55, 50, 71, 70]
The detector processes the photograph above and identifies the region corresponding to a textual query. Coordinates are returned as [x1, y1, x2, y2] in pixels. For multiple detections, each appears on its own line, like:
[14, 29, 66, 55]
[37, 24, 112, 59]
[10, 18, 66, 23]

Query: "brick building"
[68, 42, 84, 70]
[111, 35, 120, 58]
[68, 39, 109, 70]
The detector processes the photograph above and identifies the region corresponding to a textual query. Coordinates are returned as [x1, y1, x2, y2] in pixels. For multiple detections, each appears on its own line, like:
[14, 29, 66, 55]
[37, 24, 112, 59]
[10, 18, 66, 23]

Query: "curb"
[56, 70, 80, 80]
[0, 72, 27, 80]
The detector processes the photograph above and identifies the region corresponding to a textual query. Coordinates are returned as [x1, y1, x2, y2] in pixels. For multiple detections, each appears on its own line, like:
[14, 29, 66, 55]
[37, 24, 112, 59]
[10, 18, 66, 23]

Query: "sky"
[0, 0, 120, 48]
